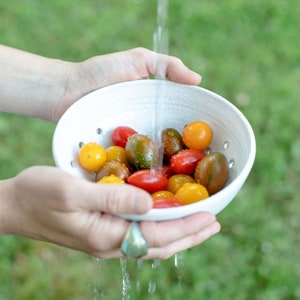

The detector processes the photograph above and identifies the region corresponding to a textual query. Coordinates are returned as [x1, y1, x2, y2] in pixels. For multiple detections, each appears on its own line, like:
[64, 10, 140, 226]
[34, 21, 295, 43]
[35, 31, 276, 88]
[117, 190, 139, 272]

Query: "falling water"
[93, 1, 186, 298]
[151, 0, 169, 170]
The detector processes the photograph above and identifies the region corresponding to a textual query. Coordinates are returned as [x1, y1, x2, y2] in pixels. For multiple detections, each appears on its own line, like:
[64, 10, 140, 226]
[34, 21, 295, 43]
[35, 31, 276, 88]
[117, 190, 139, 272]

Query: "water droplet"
[204, 147, 212, 155]
[174, 252, 185, 268]
[152, 259, 161, 269]
[96, 128, 103, 135]
[223, 141, 230, 149]
[70, 160, 77, 168]
[148, 280, 157, 294]
[228, 159, 235, 168]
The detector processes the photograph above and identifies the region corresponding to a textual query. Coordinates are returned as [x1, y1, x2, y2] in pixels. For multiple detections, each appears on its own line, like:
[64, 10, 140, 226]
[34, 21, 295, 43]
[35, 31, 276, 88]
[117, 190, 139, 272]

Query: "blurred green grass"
[1, 0, 300, 299]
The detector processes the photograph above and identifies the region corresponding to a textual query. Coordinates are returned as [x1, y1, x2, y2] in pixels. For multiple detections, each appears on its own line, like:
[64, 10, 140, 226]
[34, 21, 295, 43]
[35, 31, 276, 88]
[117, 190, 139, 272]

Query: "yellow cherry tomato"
[175, 183, 209, 205]
[167, 174, 195, 194]
[97, 174, 125, 184]
[151, 190, 174, 199]
[182, 121, 213, 150]
[106, 145, 128, 165]
[78, 142, 107, 172]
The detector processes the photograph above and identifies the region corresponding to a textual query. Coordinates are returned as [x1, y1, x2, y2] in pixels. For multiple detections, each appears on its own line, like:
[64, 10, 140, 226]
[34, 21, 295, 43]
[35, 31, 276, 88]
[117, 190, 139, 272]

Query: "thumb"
[77, 181, 153, 215]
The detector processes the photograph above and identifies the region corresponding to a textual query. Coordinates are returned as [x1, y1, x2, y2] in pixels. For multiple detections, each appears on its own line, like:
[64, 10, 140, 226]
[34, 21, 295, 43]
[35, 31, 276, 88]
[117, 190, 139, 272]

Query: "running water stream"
[93, 1, 186, 298]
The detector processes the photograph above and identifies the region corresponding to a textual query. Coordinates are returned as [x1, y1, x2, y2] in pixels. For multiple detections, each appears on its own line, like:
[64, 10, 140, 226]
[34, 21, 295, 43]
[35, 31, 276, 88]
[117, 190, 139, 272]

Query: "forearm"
[0, 179, 15, 235]
[0, 45, 71, 121]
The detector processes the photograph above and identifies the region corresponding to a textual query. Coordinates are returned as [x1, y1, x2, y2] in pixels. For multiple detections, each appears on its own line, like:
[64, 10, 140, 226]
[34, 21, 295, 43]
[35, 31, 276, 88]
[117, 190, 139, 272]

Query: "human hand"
[0, 46, 201, 122]
[53, 47, 202, 121]
[0, 166, 220, 259]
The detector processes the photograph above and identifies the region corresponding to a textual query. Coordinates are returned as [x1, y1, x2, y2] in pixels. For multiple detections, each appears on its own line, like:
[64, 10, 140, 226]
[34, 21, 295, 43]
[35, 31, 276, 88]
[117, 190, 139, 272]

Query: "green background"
[0, 0, 300, 299]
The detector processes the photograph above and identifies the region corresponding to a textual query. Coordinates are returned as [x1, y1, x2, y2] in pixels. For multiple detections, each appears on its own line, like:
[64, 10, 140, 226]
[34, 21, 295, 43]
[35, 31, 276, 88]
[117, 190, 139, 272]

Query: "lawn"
[1, 0, 300, 299]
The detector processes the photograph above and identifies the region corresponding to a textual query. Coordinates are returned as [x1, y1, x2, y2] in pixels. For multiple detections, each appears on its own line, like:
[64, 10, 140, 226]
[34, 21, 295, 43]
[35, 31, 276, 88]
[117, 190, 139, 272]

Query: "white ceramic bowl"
[52, 79, 256, 221]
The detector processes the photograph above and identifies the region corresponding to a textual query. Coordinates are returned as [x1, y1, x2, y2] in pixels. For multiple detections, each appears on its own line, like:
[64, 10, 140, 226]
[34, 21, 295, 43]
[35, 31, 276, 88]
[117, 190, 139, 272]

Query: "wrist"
[0, 45, 72, 122]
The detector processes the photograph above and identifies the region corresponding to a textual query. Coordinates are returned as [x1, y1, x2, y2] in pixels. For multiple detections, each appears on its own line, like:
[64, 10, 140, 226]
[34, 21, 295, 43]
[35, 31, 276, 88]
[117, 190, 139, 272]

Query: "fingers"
[126, 48, 202, 85]
[144, 219, 221, 260]
[87, 212, 220, 260]
[77, 181, 153, 215]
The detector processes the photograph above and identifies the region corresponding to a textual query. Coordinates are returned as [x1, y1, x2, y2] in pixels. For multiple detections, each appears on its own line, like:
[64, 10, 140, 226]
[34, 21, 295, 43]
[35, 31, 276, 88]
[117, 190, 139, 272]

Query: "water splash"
[120, 258, 131, 300]
[148, 280, 157, 294]
[174, 252, 185, 268]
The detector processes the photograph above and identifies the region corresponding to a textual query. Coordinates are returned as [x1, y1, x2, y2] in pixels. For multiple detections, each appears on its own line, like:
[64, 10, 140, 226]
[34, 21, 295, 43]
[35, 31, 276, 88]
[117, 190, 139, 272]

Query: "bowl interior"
[52, 80, 256, 221]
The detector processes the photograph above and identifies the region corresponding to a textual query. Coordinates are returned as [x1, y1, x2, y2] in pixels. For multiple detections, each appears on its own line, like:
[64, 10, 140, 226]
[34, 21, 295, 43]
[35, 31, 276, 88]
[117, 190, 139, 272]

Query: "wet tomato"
[125, 134, 159, 170]
[127, 169, 168, 193]
[161, 128, 184, 163]
[111, 126, 137, 148]
[175, 183, 209, 205]
[170, 149, 206, 174]
[151, 190, 174, 199]
[194, 152, 229, 195]
[97, 174, 125, 184]
[95, 160, 130, 182]
[78, 142, 107, 172]
[105, 145, 128, 166]
[160, 165, 174, 178]
[152, 197, 182, 208]
[167, 174, 195, 194]
[182, 121, 213, 150]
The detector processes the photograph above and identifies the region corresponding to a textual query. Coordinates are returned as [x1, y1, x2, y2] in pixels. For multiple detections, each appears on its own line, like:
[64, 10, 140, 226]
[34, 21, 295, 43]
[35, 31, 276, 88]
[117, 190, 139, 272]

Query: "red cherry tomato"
[160, 165, 174, 178]
[152, 197, 183, 208]
[127, 170, 168, 193]
[170, 149, 206, 175]
[111, 126, 138, 148]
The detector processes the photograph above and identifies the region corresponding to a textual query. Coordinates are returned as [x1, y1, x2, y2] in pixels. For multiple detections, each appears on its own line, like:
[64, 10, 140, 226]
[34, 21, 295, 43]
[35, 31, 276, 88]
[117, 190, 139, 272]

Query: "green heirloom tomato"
[194, 152, 229, 195]
[125, 134, 159, 170]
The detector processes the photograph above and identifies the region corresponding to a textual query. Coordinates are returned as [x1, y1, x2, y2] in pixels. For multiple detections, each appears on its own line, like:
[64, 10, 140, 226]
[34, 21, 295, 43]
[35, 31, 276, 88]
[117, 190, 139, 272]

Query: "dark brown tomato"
[194, 152, 229, 195]
[161, 128, 184, 163]
[96, 160, 130, 182]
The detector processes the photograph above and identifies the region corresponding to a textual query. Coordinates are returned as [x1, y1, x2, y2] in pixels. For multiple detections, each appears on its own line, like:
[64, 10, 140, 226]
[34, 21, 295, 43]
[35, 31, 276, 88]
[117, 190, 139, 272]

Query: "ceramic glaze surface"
[52, 80, 256, 221]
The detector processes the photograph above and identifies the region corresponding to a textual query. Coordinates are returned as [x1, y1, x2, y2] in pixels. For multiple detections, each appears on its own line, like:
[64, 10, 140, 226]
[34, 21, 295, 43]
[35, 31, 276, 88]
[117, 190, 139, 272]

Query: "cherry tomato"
[170, 149, 206, 174]
[182, 121, 213, 150]
[167, 174, 195, 194]
[152, 190, 174, 199]
[111, 126, 137, 148]
[175, 183, 209, 205]
[152, 197, 182, 208]
[97, 174, 125, 184]
[127, 170, 168, 193]
[78, 142, 107, 172]
[160, 165, 174, 178]
[105, 145, 128, 165]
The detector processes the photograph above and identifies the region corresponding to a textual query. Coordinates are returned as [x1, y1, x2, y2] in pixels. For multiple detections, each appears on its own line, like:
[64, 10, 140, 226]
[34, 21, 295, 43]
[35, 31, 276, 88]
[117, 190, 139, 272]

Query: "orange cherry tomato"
[152, 197, 182, 208]
[182, 121, 213, 150]
[175, 183, 209, 205]
[78, 142, 107, 172]
[167, 174, 195, 194]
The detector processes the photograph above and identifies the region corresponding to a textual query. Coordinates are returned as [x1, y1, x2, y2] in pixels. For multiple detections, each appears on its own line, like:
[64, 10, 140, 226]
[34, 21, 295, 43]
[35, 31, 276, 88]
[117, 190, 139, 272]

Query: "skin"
[0, 45, 220, 259]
